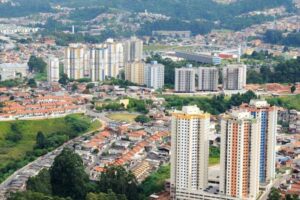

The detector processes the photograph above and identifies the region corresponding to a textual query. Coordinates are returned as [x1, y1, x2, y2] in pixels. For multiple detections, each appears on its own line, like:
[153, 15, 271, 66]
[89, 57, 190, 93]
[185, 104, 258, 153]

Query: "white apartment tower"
[47, 57, 60, 83]
[144, 61, 164, 89]
[197, 67, 219, 91]
[171, 106, 210, 199]
[222, 64, 247, 90]
[175, 67, 196, 93]
[240, 100, 278, 185]
[89, 45, 108, 82]
[64, 43, 89, 80]
[123, 36, 143, 63]
[106, 39, 124, 78]
[220, 111, 261, 200]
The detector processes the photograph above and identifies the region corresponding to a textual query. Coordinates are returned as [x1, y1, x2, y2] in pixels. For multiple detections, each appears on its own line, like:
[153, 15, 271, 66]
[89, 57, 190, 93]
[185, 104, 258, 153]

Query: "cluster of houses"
[276, 135, 300, 197]
[0, 88, 86, 120]
[74, 118, 171, 182]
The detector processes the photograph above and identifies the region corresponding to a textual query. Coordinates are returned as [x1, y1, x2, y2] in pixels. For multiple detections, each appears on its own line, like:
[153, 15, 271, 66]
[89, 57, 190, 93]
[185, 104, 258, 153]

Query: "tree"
[86, 190, 127, 200]
[135, 115, 151, 124]
[50, 148, 89, 200]
[285, 194, 299, 200]
[291, 85, 296, 94]
[268, 188, 281, 200]
[59, 74, 69, 85]
[7, 191, 68, 200]
[86, 83, 95, 89]
[98, 166, 138, 200]
[27, 78, 37, 88]
[28, 55, 47, 73]
[36, 131, 46, 149]
[26, 169, 52, 195]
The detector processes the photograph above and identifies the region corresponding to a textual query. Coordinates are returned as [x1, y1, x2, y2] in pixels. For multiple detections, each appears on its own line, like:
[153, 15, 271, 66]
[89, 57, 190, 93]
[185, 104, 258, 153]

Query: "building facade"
[64, 43, 89, 80]
[222, 64, 247, 90]
[240, 100, 278, 186]
[197, 67, 219, 91]
[123, 36, 143, 63]
[47, 57, 60, 83]
[175, 67, 196, 93]
[171, 106, 210, 199]
[144, 61, 164, 89]
[89, 45, 108, 82]
[125, 61, 145, 85]
[220, 111, 261, 200]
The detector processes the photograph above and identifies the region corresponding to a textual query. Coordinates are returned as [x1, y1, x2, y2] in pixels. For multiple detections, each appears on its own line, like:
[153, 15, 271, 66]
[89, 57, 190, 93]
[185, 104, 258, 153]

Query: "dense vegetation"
[247, 56, 300, 84]
[8, 149, 134, 200]
[162, 90, 257, 115]
[0, 0, 51, 17]
[264, 29, 300, 47]
[0, 115, 100, 183]
[28, 55, 47, 74]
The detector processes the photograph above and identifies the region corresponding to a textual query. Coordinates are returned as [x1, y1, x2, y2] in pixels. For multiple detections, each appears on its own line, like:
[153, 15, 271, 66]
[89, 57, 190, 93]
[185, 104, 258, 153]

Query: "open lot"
[107, 113, 139, 123]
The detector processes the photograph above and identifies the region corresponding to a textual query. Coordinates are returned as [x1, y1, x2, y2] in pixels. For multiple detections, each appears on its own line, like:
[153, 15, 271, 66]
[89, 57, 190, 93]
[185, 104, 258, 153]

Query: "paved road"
[0, 118, 105, 199]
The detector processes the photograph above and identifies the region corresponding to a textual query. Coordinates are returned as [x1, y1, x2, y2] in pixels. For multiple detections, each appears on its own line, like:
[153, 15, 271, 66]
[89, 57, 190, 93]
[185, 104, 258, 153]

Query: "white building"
[144, 61, 164, 89]
[0, 63, 28, 81]
[47, 57, 60, 83]
[64, 43, 89, 80]
[222, 64, 247, 90]
[175, 66, 195, 93]
[197, 67, 219, 91]
[106, 39, 124, 78]
[220, 111, 261, 200]
[89, 45, 108, 82]
[123, 36, 143, 63]
[171, 105, 210, 199]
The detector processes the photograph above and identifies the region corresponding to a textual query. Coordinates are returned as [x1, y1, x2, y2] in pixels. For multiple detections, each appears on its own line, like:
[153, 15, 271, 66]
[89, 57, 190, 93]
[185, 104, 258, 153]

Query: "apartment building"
[175, 67, 196, 93]
[47, 57, 60, 83]
[197, 67, 219, 91]
[144, 61, 164, 89]
[222, 64, 247, 90]
[220, 111, 261, 200]
[171, 105, 210, 199]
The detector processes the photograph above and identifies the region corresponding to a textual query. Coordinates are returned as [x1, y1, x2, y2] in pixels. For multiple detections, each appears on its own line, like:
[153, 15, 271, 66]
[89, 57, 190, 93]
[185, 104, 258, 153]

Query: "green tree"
[8, 191, 68, 200]
[27, 78, 37, 88]
[50, 148, 89, 200]
[36, 131, 46, 149]
[135, 115, 151, 124]
[268, 188, 281, 200]
[59, 74, 69, 85]
[26, 169, 52, 195]
[28, 55, 47, 73]
[86, 190, 127, 200]
[98, 166, 138, 200]
[291, 85, 296, 94]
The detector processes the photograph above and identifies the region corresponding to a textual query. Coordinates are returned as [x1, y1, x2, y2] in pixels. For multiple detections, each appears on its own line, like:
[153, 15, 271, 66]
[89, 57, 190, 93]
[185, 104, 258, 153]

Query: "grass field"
[209, 157, 220, 166]
[0, 114, 100, 169]
[267, 94, 300, 111]
[107, 113, 139, 123]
